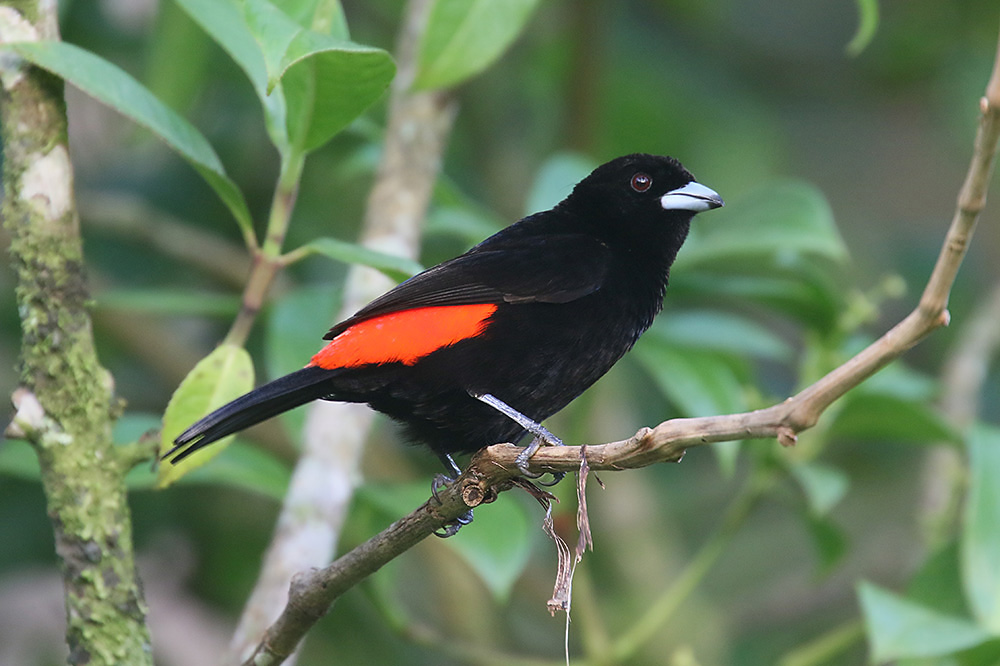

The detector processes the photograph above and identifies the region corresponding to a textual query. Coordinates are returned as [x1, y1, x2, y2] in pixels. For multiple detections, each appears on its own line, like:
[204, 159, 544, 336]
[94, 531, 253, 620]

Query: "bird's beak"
[660, 181, 724, 212]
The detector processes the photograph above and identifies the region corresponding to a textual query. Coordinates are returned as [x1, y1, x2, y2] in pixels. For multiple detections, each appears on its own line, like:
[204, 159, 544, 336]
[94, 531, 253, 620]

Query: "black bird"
[165, 154, 723, 484]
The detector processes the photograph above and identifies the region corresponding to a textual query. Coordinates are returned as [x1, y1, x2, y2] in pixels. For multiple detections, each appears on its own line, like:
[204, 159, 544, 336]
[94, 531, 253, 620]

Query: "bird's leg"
[470, 392, 565, 483]
[432, 453, 474, 538]
[440, 452, 462, 479]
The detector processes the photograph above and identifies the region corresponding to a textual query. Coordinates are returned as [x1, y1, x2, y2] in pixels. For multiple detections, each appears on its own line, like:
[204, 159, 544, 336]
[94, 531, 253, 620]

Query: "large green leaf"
[962, 425, 1000, 632]
[6, 40, 253, 235]
[671, 272, 843, 331]
[675, 180, 848, 271]
[523, 152, 597, 215]
[633, 340, 747, 475]
[272, 0, 349, 38]
[173, 0, 288, 147]
[650, 309, 792, 361]
[158, 344, 255, 487]
[908, 543, 973, 620]
[828, 393, 958, 446]
[858, 581, 990, 662]
[414, 0, 540, 90]
[243, 0, 395, 153]
[176, 0, 393, 155]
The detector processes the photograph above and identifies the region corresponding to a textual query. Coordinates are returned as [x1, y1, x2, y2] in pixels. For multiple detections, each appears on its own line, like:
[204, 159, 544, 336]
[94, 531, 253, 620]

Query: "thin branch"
[229, 0, 457, 662]
[242, 25, 1000, 666]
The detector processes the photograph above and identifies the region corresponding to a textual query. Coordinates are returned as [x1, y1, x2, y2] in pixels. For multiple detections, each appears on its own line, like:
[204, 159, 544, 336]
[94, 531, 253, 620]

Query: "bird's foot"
[515, 433, 565, 484]
[470, 392, 566, 483]
[432, 454, 473, 537]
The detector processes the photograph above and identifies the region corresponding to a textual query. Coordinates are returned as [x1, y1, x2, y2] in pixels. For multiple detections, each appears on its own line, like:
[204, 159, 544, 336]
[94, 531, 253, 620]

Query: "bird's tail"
[163, 365, 336, 464]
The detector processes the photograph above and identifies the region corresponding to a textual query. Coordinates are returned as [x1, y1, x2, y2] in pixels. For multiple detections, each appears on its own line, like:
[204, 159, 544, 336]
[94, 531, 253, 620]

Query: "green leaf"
[962, 425, 1000, 632]
[95, 289, 241, 317]
[672, 272, 843, 331]
[828, 393, 959, 446]
[145, 0, 212, 114]
[173, 0, 289, 147]
[280, 31, 396, 152]
[524, 153, 597, 215]
[5, 41, 253, 236]
[415, 0, 540, 90]
[356, 482, 533, 601]
[847, 0, 880, 56]
[858, 581, 991, 662]
[804, 513, 847, 575]
[791, 462, 850, 516]
[293, 237, 423, 282]
[651, 309, 792, 361]
[675, 180, 848, 271]
[854, 354, 939, 402]
[909, 543, 972, 620]
[633, 340, 747, 475]
[244, 0, 304, 92]
[158, 344, 255, 487]
[633, 342, 747, 419]
[244, 0, 395, 153]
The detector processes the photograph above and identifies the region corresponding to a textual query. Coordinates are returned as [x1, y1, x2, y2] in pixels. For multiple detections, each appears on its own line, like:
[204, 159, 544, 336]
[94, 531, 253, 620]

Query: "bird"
[164, 154, 723, 491]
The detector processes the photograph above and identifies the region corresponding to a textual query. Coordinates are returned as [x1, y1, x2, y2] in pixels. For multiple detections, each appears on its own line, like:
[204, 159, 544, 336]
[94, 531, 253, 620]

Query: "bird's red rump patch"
[309, 304, 498, 370]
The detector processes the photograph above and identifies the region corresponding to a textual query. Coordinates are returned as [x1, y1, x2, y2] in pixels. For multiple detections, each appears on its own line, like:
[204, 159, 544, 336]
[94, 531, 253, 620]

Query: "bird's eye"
[630, 173, 652, 192]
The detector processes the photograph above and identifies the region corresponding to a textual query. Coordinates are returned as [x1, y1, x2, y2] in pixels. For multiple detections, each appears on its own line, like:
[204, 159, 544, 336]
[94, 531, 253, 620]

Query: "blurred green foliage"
[2, 0, 1000, 664]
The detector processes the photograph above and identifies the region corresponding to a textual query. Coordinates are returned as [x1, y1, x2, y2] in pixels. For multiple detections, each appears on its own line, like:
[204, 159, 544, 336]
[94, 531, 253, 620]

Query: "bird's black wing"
[324, 233, 611, 339]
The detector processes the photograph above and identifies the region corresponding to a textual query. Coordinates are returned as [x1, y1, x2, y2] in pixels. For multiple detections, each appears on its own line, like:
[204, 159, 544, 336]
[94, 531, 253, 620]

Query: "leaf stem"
[224, 151, 305, 347]
[777, 619, 864, 666]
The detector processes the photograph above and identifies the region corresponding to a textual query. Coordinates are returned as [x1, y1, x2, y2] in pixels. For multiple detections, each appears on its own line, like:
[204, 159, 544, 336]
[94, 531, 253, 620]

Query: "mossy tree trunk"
[1, 2, 153, 664]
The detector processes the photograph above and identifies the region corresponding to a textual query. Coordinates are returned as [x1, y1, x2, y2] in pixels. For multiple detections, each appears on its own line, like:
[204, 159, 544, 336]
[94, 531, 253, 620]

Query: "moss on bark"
[1, 4, 153, 664]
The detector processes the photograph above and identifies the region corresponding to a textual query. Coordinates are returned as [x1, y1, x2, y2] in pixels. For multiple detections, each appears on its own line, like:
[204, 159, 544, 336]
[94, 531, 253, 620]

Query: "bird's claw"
[431, 468, 474, 537]
[515, 434, 565, 485]
[434, 508, 474, 538]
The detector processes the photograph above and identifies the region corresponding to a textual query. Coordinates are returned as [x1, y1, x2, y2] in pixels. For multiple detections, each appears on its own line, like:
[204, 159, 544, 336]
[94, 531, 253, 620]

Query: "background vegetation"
[2, 0, 1000, 664]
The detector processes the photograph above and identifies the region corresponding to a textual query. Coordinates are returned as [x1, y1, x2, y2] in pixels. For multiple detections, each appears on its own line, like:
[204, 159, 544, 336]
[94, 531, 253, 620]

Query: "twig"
[228, 0, 457, 662]
[241, 23, 1000, 666]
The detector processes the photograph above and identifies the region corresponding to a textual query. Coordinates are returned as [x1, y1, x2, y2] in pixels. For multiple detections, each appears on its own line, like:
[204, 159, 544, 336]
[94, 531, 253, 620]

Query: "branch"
[241, 25, 1000, 666]
[229, 0, 457, 662]
[0, 3, 152, 663]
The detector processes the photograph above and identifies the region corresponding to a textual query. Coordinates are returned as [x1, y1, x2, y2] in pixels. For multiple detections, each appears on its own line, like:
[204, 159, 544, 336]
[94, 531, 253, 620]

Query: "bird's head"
[562, 153, 723, 248]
